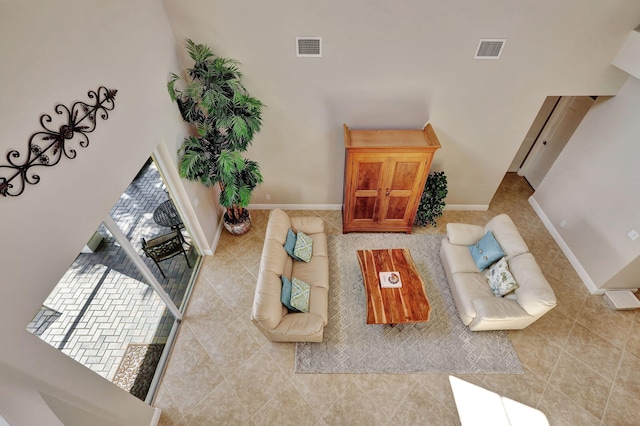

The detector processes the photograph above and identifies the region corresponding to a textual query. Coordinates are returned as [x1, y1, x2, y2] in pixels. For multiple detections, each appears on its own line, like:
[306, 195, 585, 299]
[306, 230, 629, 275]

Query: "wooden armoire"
[342, 124, 441, 233]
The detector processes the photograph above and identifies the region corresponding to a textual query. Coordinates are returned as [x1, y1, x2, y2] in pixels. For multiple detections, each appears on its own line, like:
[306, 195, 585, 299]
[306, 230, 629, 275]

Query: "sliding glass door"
[26, 158, 201, 402]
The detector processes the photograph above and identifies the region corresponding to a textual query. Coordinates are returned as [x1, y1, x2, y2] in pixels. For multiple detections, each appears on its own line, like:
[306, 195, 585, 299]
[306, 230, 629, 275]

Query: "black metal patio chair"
[141, 230, 191, 279]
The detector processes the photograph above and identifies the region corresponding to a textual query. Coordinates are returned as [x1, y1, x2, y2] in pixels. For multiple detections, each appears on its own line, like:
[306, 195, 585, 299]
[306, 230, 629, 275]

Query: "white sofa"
[439, 214, 557, 331]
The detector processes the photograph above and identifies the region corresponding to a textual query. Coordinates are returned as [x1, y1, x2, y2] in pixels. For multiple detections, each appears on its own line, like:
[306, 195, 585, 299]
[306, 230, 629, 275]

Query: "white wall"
[612, 28, 640, 80]
[163, 0, 638, 208]
[0, 1, 217, 424]
[532, 76, 640, 291]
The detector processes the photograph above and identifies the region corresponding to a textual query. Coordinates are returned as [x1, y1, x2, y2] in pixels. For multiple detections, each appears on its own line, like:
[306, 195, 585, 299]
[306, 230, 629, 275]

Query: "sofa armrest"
[472, 297, 529, 321]
[468, 297, 540, 331]
[509, 253, 557, 317]
[446, 223, 484, 246]
[291, 216, 325, 235]
[271, 312, 325, 337]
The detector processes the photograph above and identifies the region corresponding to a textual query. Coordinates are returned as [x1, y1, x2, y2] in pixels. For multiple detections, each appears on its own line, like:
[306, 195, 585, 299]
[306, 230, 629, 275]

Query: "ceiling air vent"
[474, 39, 506, 59]
[296, 37, 322, 57]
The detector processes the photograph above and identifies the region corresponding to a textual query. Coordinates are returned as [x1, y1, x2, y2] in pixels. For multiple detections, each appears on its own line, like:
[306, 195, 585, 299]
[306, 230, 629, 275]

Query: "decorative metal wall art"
[0, 86, 118, 197]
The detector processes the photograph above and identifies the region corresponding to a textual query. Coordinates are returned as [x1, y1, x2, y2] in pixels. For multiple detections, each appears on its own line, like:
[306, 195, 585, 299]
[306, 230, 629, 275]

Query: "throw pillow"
[468, 231, 505, 270]
[293, 231, 313, 263]
[280, 275, 299, 311]
[283, 228, 303, 261]
[484, 257, 519, 297]
[290, 277, 311, 313]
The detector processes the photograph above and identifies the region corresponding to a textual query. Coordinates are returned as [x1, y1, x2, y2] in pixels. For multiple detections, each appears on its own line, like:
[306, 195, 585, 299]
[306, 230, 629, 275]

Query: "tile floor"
[153, 173, 640, 425]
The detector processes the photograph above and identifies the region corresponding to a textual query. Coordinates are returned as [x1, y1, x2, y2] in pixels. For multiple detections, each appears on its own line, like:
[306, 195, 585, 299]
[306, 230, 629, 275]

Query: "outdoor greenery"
[414, 171, 448, 227]
[167, 39, 264, 224]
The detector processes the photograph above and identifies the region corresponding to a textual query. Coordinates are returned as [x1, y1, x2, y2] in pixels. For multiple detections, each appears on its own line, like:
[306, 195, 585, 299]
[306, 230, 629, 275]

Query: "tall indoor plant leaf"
[168, 39, 265, 233]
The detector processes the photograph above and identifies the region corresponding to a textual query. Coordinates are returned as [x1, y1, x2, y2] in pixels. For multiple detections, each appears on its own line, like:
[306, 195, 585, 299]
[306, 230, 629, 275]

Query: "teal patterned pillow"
[484, 257, 519, 297]
[293, 231, 313, 263]
[290, 277, 311, 313]
[283, 229, 303, 261]
[280, 275, 299, 311]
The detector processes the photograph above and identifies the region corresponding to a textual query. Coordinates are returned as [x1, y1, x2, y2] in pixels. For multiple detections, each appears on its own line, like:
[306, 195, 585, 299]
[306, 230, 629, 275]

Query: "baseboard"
[208, 214, 225, 256]
[150, 408, 162, 426]
[210, 205, 338, 255]
[210, 204, 340, 254]
[528, 196, 602, 294]
[444, 204, 489, 211]
[248, 203, 342, 210]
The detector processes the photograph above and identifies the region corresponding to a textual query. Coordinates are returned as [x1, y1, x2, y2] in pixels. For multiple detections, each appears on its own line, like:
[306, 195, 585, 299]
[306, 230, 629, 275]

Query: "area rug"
[113, 343, 164, 401]
[295, 233, 523, 374]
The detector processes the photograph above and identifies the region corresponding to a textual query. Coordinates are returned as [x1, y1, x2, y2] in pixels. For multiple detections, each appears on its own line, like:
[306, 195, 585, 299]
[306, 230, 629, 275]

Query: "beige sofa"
[251, 209, 329, 342]
[440, 214, 557, 331]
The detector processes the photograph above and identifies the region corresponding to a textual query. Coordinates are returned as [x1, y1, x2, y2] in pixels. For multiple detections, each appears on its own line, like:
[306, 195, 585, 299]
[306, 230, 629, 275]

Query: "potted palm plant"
[168, 39, 265, 235]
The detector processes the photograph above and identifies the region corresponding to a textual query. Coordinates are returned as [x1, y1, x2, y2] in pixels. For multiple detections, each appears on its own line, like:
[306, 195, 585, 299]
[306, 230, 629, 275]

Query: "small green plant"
[414, 171, 448, 227]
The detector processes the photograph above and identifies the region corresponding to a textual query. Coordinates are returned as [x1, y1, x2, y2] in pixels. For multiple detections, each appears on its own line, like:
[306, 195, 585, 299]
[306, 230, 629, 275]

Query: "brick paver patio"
[27, 160, 199, 390]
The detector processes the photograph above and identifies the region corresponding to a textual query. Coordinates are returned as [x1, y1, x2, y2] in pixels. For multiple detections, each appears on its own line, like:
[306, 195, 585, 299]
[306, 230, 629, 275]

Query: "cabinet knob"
[385, 189, 390, 196]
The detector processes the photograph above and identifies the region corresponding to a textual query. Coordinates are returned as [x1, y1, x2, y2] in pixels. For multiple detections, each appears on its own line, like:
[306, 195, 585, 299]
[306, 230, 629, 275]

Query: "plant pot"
[223, 211, 251, 235]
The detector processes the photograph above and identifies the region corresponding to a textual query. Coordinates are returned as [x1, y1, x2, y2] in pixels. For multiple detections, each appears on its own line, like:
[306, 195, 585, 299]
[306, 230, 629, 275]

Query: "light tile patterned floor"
[154, 174, 640, 425]
[27, 161, 197, 383]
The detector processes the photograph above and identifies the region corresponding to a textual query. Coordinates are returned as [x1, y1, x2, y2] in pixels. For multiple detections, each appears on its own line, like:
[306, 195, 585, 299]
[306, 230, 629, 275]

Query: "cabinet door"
[345, 153, 386, 226]
[377, 154, 428, 227]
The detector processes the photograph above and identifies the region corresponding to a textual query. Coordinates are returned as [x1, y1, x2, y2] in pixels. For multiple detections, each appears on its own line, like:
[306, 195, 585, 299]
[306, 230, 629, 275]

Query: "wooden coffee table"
[356, 248, 431, 325]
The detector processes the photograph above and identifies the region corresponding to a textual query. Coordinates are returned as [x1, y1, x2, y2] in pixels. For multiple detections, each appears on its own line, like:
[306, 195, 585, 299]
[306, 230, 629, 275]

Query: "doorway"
[514, 96, 596, 189]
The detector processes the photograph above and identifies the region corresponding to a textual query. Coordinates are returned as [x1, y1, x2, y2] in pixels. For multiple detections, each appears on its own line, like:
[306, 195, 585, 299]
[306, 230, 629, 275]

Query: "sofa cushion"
[441, 238, 479, 274]
[290, 277, 311, 312]
[469, 231, 505, 270]
[260, 239, 289, 276]
[484, 214, 529, 260]
[309, 285, 329, 325]
[307, 232, 328, 257]
[293, 231, 314, 262]
[484, 257, 519, 297]
[292, 253, 329, 290]
[509, 253, 557, 316]
[448, 272, 495, 325]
